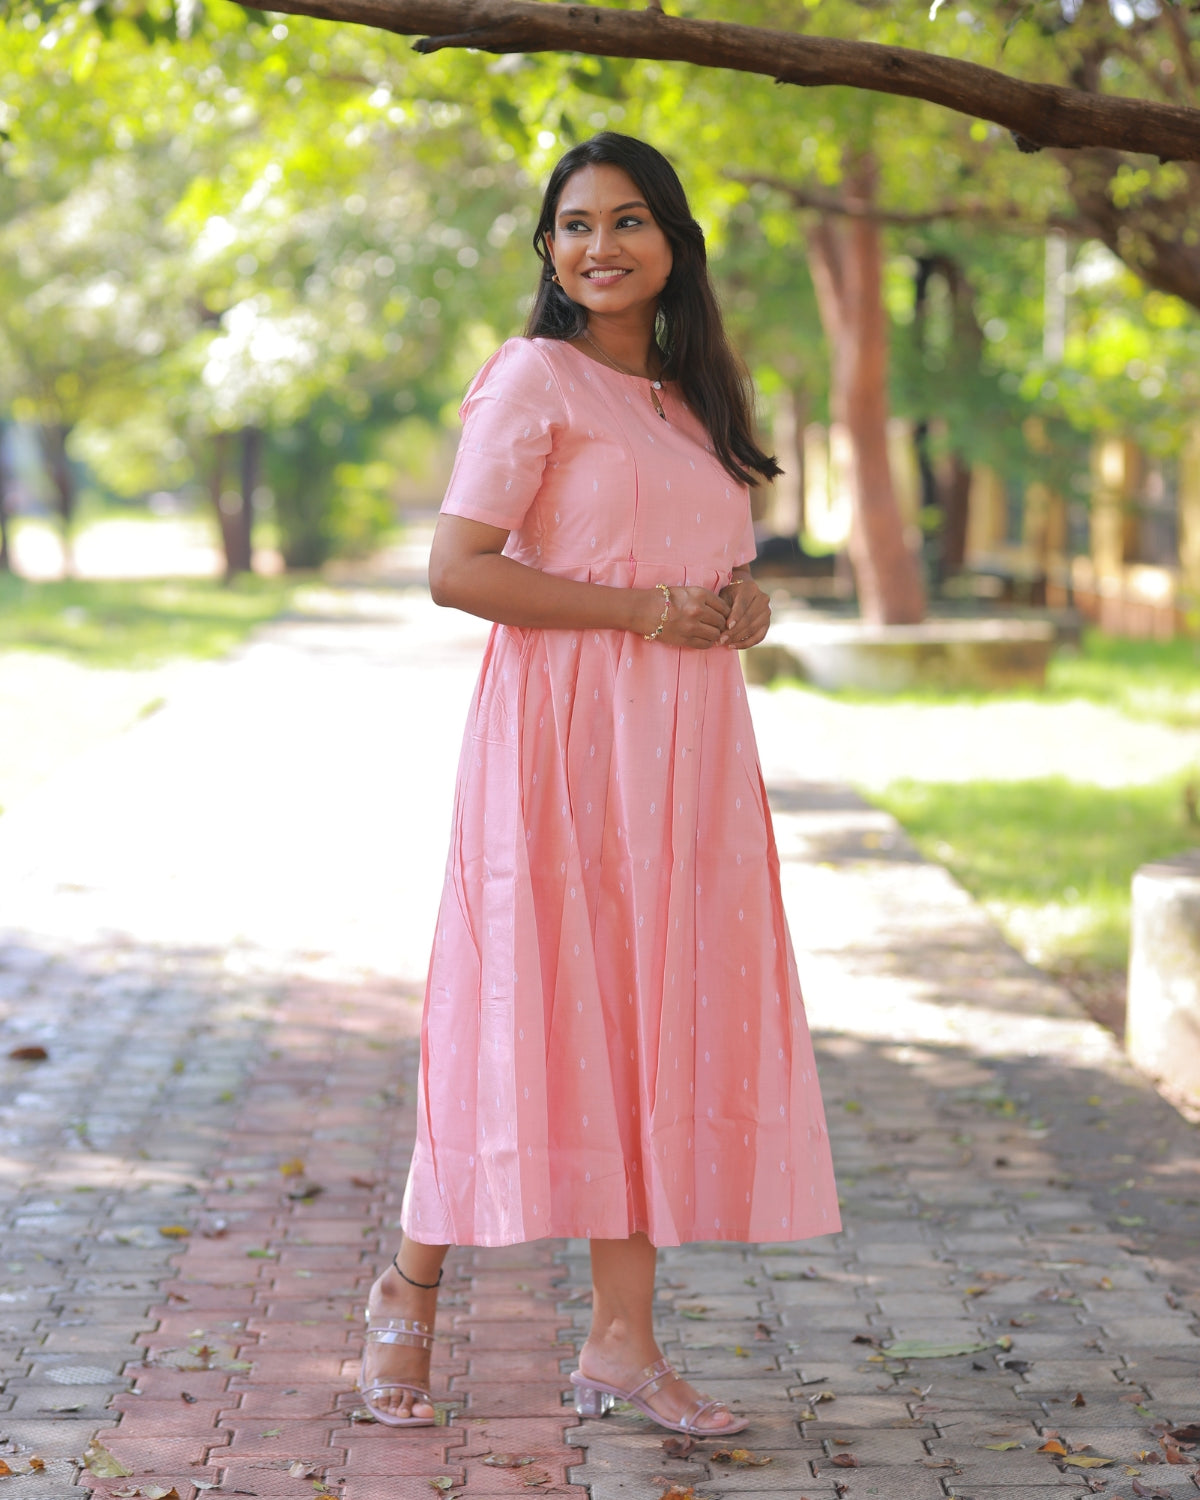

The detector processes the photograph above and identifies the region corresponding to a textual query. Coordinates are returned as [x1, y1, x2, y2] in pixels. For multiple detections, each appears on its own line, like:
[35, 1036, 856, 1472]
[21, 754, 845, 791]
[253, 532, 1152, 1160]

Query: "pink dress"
[400, 337, 839, 1248]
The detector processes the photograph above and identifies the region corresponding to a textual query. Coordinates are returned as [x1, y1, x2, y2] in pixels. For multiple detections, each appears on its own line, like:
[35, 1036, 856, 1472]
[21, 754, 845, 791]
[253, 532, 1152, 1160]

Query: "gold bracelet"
[643, 582, 671, 641]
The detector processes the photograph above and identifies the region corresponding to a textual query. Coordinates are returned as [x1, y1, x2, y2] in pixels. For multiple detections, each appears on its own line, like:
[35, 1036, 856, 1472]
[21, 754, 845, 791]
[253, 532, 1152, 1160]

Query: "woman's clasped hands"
[643, 577, 771, 651]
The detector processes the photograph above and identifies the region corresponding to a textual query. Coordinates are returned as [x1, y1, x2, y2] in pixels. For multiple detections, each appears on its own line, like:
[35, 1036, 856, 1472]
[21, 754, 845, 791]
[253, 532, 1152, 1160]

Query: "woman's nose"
[587, 224, 618, 257]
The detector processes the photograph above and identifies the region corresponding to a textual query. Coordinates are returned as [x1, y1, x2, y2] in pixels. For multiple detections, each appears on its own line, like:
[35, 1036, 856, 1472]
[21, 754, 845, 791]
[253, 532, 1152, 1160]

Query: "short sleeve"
[732, 490, 756, 567]
[440, 338, 566, 532]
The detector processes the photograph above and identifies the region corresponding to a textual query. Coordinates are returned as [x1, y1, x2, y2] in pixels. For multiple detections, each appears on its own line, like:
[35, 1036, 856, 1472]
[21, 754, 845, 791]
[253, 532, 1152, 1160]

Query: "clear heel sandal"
[569, 1357, 748, 1437]
[359, 1315, 436, 1428]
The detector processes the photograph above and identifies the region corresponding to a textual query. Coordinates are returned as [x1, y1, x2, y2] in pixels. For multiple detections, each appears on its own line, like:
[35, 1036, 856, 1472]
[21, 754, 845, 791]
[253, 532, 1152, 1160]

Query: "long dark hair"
[526, 133, 780, 488]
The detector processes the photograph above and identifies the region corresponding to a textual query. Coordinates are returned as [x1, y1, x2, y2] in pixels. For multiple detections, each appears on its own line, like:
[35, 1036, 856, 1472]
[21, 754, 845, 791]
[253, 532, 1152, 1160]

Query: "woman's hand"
[643, 585, 731, 650]
[717, 576, 771, 649]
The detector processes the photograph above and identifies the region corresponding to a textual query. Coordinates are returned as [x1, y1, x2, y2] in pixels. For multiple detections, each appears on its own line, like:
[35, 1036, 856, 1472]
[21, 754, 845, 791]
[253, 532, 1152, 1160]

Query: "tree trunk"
[941, 450, 971, 575]
[40, 423, 76, 580]
[806, 157, 926, 625]
[209, 431, 241, 579]
[231, 425, 261, 576]
[912, 254, 978, 586]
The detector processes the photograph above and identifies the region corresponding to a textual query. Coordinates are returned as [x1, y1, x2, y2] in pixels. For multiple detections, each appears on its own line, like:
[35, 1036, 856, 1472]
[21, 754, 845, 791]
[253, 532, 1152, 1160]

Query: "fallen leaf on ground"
[82, 1440, 132, 1479]
[994, 1335, 1014, 1351]
[1132, 1481, 1172, 1498]
[180, 1392, 198, 1403]
[27, 1457, 45, 1472]
[522, 1471, 552, 1487]
[158, 1226, 190, 1239]
[795, 1407, 817, 1420]
[984, 1441, 1023, 1450]
[350, 1175, 376, 1189]
[427, 1481, 457, 1495]
[661, 1436, 695, 1458]
[288, 1461, 319, 1478]
[1170, 1426, 1200, 1443]
[1073, 1392, 1087, 1406]
[883, 1338, 992, 1359]
[813, 1389, 836, 1403]
[8, 1045, 49, 1061]
[279, 1158, 306, 1177]
[830, 1453, 860, 1467]
[834, 1481, 850, 1497]
[1039, 1439, 1068, 1456]
[142, 1486, 180, 1499]
[655, 1487, 697, 1500]
[711, 1449, 771, 1467]
[0, 1462, 12, 1477]
[111, 1489, 141, 1498]
[285, 1181, 324, 1201]
[754, 1322, 772, 1340]
[482, 1455, 534, 1468]
[1164, 1445, 1190, 1465]
[1062, 1454, 1116, 1468]
[851, 1333, 883, 1347]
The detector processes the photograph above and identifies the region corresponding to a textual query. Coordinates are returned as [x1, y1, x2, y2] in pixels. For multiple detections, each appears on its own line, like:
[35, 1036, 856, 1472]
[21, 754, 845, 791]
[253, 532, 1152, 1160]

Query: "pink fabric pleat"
[400, 338, 840, 1247]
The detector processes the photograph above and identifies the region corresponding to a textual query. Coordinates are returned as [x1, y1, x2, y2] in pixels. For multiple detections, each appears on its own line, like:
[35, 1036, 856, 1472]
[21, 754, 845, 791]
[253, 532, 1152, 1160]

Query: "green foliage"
[2, 0, 1199, 572]
[873, 773, 1200, 972]
[1049, 631, 1200, 727]
[0, 573, 296, 667]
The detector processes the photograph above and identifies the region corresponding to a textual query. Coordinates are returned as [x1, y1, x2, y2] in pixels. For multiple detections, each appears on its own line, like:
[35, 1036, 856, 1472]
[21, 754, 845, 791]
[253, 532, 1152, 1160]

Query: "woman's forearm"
[430, 548, 661, 636]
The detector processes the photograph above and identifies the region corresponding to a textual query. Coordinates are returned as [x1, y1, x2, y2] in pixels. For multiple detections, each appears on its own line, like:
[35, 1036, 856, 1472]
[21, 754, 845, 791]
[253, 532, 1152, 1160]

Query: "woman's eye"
[564, 219, 590, 232]
[617, 215, 644, 229]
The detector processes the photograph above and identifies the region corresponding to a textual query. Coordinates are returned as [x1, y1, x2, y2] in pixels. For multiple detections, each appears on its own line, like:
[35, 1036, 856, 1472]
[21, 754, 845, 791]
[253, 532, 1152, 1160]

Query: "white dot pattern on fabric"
[411, 335, 839, 1252]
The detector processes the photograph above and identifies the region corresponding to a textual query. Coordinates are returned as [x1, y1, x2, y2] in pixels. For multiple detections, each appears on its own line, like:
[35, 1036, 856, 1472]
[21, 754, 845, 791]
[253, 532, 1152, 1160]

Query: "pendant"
[649, 382, 666, 420]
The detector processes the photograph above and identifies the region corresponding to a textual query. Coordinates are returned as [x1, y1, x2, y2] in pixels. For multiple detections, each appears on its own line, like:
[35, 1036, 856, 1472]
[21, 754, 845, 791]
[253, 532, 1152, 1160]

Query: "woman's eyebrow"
[556, 199, 650, 219]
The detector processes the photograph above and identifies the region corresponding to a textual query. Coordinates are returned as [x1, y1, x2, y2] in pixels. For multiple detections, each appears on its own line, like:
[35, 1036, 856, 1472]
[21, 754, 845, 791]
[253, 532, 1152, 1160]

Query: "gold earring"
[552, 273, 562, 286]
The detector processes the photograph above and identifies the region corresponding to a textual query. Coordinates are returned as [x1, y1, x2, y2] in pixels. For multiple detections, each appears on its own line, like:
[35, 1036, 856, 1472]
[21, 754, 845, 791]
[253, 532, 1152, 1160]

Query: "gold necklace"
[582, 328, 667, 420]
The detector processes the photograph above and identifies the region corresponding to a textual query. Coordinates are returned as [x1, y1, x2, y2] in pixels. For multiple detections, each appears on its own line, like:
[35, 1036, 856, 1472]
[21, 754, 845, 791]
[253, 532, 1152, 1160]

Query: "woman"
[359, 132, 839, 1438]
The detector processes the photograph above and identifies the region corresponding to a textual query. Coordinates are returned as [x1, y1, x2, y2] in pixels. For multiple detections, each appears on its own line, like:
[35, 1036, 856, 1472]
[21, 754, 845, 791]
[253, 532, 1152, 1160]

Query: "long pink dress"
[400, 336, 839, 1248]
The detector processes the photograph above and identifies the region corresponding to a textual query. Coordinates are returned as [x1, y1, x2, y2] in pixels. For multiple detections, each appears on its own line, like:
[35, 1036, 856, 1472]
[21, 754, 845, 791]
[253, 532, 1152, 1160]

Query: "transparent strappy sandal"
[570, 1356, 748, 1437]
[358, 1314, 436, 1428]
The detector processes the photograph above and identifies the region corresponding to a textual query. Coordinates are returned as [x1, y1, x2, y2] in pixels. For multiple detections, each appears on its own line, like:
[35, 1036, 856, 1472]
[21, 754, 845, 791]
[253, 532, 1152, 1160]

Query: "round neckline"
[550, 336, 672, 389]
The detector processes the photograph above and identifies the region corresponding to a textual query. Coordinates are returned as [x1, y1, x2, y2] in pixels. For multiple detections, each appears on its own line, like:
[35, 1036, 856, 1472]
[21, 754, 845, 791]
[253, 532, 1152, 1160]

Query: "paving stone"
[4, 583, 1200, 1500]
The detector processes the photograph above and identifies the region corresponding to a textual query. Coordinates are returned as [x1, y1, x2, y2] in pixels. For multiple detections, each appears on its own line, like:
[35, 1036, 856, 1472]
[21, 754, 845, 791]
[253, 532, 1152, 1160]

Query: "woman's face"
[546, 163, 673, 324]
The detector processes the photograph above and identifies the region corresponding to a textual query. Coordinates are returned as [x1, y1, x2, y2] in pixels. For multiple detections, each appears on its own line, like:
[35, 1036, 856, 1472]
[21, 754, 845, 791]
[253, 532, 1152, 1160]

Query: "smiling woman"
[357, 132, 840, 1441]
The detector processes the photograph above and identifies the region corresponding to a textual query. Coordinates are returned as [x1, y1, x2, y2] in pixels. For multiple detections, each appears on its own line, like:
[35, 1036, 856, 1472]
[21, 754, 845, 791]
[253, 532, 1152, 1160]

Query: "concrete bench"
[1126, 848, 1200, 1107]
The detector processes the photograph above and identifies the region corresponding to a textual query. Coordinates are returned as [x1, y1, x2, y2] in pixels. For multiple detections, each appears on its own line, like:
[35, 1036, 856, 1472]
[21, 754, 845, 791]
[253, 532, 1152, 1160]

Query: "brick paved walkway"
[1, 579, 1198, 1500]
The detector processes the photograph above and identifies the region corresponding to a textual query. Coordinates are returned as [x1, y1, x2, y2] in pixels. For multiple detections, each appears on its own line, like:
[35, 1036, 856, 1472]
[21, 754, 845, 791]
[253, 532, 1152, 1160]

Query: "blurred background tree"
[1, 0, 1197, 631]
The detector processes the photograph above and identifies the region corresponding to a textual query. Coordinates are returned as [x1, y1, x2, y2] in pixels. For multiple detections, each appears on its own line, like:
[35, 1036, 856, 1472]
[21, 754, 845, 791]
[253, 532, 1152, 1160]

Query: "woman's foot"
[576, 1331, 742, 1434]
[360, 1260, 438, 1423]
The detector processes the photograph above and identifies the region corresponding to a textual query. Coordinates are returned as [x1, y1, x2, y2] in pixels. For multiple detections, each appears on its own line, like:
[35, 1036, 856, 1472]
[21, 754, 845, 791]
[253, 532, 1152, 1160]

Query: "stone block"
[1127, 849, 1200, 1107]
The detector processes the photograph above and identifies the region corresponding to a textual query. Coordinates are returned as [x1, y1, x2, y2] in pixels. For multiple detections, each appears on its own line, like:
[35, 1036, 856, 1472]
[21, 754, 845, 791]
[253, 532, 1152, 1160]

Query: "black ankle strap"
[392, 1252, 443, 1290]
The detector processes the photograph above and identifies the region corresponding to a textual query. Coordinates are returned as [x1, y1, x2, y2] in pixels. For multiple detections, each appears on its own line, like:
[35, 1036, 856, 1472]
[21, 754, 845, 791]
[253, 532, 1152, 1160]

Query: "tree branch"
[731, 169, 1086, 237]
[1161, 2, 1200, 97]
[245, 0, 1200, 162]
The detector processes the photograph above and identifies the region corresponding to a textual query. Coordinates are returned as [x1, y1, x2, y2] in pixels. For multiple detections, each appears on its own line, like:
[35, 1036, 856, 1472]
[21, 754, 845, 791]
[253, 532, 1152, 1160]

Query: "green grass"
[0, 575, 298, 669]
[873, 774, 1200, 975]
[1047, 633, 1200, 726]
[777, 629, 1200, 726]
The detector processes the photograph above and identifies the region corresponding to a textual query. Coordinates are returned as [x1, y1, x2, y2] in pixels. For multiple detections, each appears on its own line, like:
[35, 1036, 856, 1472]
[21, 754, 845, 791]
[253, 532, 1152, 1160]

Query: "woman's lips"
[583, 268, 631, 283]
